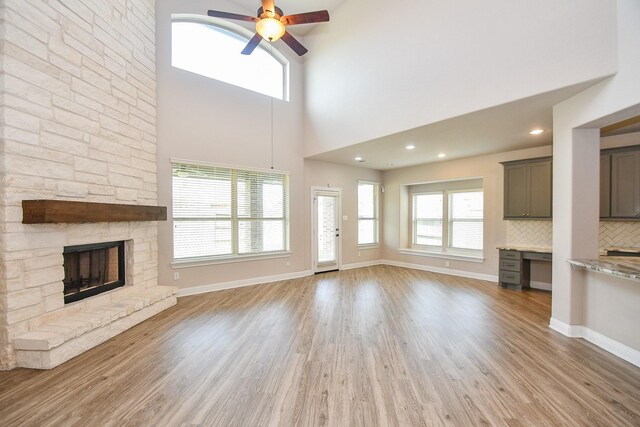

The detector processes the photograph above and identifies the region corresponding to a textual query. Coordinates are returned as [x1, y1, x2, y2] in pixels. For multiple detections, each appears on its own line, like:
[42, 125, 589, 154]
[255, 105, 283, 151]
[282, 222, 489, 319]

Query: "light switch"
[343, 215, 348, 221]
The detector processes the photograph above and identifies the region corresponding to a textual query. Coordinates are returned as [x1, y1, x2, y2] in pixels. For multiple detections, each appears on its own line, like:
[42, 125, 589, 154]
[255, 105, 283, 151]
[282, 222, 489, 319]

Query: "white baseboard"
[549, 317, 582, 337]
[176, 259, 497, 298]
[177, 270, 313, 298]
[549, 318, 640, 368]
[382, 259, 499, 283]
[341, 260, 383, 270]
[530, 281, 552, 291]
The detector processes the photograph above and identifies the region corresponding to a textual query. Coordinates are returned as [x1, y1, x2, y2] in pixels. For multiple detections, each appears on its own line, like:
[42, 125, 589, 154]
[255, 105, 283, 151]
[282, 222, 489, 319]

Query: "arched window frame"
[171, 13, 290, 101]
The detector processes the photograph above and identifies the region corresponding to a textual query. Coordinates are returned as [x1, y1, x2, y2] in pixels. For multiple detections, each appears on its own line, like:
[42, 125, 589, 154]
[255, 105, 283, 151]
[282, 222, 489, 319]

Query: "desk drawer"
[500, 259, 521, 272]
[500, 250, 522, 260]
[499, 271, 521, 285]
[524, 252, 552, 261]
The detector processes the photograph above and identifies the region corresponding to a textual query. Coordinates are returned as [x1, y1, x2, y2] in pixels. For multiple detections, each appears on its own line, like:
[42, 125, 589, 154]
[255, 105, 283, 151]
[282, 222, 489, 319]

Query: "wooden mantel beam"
[22, 200, 167, 224]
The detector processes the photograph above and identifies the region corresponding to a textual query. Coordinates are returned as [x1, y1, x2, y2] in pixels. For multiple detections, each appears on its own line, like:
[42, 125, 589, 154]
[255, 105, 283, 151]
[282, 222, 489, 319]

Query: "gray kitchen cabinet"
[600, 154, 611, 218]
[610, 149, 640, 218]
[502, 157, 552, 219]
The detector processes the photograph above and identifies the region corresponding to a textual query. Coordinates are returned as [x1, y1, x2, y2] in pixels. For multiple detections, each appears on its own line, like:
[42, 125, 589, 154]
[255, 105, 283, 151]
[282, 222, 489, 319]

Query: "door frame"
[310, 186, 342, 273]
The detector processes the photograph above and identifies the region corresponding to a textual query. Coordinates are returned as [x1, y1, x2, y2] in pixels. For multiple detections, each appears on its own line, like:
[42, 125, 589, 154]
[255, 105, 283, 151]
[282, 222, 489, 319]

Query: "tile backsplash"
[506, 221, 553, 247]
[600, 221, 640, 248]
[506, 220, 640, 249]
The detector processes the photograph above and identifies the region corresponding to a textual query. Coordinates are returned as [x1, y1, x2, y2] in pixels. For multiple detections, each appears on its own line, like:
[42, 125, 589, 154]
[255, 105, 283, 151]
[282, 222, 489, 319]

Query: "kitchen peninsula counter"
[568, 256, 640, 282]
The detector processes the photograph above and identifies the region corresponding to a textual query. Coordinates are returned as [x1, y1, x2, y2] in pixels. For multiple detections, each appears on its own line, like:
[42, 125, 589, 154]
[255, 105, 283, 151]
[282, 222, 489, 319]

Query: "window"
[412, 192, 443, 246]
[449, 191, 483, 250]
[358, 181, 379, 245]
[172, 162, 289, 262]
[411, 185, 483, 254]
[171, 17, 288, 100]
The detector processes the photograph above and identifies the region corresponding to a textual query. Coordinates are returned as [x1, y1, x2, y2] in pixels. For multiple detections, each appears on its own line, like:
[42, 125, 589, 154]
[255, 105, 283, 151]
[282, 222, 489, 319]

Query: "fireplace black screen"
[63, 241, 125, 304]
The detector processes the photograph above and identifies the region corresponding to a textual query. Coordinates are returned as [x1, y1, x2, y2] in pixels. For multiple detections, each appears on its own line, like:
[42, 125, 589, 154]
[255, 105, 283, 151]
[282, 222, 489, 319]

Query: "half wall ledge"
[22, 200, 167, 224]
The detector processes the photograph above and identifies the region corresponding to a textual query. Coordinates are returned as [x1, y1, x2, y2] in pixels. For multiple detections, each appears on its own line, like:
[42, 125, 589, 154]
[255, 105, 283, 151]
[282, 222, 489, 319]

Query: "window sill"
[172, 251, 291, 269]
[358, 244, 379, 250]
[398, 248, 484, 263]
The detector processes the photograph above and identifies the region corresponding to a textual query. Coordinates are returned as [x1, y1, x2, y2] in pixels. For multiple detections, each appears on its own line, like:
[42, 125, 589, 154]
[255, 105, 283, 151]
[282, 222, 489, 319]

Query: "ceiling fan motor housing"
[258, 6, 284, 20]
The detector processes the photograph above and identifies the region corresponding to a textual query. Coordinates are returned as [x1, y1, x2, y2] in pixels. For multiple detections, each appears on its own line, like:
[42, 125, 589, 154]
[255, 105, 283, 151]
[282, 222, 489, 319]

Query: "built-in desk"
[497, 246, 552, 290]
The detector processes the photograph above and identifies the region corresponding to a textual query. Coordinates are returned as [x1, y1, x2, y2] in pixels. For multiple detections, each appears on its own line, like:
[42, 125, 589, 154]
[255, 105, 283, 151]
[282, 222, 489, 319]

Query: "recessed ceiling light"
[354, 156, 364, 162]
[529, 129, 544, 135]
[437, 153, 446, 158]
[405, 144, 416, 150]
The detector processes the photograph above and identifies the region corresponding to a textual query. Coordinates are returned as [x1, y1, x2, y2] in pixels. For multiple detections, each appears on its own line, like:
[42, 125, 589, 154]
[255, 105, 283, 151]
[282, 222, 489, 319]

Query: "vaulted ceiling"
[221, 1, 618, 170]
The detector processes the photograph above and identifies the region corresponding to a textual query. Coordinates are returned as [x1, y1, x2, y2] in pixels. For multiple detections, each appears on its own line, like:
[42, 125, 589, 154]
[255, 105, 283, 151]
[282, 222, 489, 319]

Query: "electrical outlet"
[445, 261, 450, 268]
[173, 272, 180, 280]
[286, 259, 291, 266]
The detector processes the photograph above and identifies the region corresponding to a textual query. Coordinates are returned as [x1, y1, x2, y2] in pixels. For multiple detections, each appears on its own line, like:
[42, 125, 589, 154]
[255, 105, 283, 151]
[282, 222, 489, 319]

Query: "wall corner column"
[551, 124, 601, 330]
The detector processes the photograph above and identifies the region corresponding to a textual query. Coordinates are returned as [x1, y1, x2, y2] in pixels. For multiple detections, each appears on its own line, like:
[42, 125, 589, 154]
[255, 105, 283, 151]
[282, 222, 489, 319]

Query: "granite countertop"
[567, 256, 640, 281]
[496, 245, 552, 253]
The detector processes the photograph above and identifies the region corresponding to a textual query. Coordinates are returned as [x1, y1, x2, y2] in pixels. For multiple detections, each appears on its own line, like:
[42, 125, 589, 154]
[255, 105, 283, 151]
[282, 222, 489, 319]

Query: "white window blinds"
[410, 184, 484, 254]
[357, 182, 379, 245]
[449, 191, 483, 250]
[172, 162, 289, 261]
[413, 193, 444, 246]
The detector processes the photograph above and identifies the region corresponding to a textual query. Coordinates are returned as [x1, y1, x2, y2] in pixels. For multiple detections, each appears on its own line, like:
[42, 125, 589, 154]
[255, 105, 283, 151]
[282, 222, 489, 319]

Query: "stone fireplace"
[0, 0, 175, 369]
[3, 201, 175, 369]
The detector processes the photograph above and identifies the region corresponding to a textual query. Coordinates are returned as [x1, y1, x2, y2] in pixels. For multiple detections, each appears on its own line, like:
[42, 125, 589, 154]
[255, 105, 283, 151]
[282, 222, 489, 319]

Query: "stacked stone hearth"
[0, 0, 176, 370]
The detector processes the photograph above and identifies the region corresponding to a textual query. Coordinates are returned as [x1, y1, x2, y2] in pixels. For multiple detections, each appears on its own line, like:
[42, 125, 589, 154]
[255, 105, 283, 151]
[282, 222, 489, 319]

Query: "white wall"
[156, 0, 308, 291]
[304, 160, 383, 268]
[303, 0, 616, 156]
[382, 145, 551, 279]
[583, 272, 640, 352]
[551, 0, 640, 355]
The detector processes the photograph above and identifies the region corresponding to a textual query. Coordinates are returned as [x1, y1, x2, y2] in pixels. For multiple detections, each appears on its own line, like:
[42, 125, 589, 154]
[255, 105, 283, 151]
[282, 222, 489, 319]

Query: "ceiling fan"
[207, 0, 329, 56]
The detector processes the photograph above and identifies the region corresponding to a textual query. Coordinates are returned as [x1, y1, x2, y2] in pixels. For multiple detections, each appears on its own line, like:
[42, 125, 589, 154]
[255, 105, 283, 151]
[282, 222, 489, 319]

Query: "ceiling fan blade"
[281, 31, 308, 56]
[207, 10, 258, 22]
[281, 10, 330, 26]
[261, 0, 275, 15]
[241, 33, 263, 55]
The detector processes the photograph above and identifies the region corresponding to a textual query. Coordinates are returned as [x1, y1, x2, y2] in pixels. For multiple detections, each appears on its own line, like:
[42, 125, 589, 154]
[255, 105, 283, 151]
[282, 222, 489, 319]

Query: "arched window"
[171, 15, 289, 100]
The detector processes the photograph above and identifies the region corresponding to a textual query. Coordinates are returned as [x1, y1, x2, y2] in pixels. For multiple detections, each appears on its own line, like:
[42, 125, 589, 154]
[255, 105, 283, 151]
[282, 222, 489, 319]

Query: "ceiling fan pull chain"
[270, 45, 275, 170]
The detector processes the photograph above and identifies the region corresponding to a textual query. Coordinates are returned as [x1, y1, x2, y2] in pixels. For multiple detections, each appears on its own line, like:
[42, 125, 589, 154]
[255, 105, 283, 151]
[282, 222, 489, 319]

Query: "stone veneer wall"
[0, 0, 157, 369]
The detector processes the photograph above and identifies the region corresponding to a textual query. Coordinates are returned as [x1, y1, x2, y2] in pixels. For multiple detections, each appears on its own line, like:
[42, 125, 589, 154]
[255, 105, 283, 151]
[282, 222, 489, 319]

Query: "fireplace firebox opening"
[63, 241, 126, 304]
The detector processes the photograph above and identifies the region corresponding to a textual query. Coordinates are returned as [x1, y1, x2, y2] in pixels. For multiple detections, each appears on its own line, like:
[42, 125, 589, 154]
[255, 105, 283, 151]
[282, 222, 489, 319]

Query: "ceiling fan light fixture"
[256, 17, 286, 42]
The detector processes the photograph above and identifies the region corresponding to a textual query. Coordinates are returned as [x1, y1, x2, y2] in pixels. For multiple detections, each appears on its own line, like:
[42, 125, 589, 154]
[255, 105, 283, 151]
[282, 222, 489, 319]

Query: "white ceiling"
[226, 0, 347, 35]
[219, 2, 611, 171]
[307, 81, 602, 170]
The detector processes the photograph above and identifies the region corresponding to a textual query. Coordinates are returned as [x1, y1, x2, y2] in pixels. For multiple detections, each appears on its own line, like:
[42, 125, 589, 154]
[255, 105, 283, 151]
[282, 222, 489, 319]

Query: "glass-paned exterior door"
[313, 189, 341, 272]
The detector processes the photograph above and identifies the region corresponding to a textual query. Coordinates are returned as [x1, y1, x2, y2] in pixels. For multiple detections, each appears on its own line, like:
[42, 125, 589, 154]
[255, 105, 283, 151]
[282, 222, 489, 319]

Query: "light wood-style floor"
[1, 265, 639, 426]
